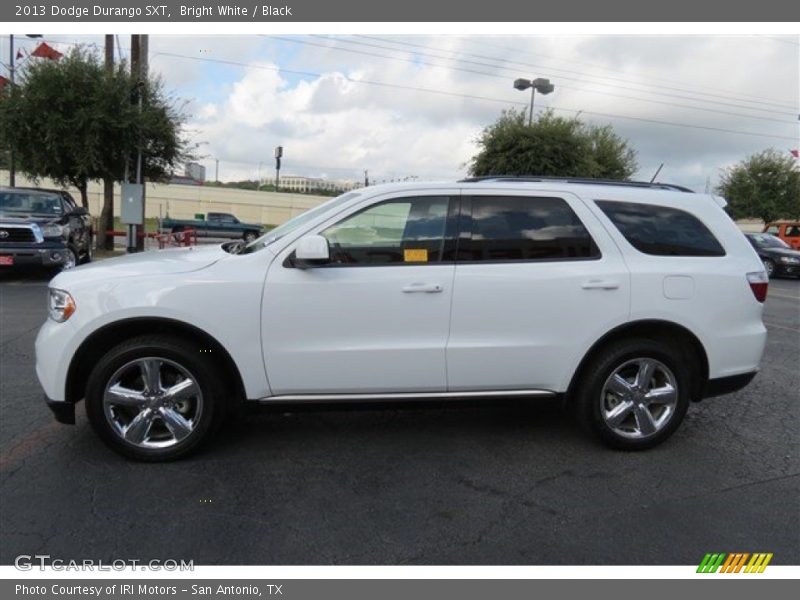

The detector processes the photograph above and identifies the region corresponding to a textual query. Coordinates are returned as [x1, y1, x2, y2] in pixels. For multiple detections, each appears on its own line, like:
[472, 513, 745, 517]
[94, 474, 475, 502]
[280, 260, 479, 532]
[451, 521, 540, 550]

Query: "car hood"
[51, 244, 229, 288]
[759, 247, 800, 258]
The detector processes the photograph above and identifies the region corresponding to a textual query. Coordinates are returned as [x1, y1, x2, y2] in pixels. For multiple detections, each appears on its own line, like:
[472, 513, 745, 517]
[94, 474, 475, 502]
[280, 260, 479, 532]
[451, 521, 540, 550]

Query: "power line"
[449, 35, 799, 109]
[319, 36, 794, 125]
[27, 37, 798, 143]
[307, 34, 797, 118]
[153, 51, 798, 142]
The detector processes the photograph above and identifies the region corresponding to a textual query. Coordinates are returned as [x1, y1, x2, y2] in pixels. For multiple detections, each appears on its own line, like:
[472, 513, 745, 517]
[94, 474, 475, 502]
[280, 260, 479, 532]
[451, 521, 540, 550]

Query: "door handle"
[581, 279, 620, 290]
[402, 283, 443, 293]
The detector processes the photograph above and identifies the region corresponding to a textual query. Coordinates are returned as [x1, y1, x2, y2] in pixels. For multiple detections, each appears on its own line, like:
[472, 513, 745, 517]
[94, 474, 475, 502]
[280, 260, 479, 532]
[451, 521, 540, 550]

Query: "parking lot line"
[763, 321, 800, 333]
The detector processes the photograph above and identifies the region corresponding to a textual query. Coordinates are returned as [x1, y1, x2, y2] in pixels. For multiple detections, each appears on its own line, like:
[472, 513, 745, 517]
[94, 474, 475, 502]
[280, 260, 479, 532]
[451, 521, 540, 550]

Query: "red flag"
[30, 42, 63, 61]
[0, 75, 8, 90]
[791, 149, 799, 158]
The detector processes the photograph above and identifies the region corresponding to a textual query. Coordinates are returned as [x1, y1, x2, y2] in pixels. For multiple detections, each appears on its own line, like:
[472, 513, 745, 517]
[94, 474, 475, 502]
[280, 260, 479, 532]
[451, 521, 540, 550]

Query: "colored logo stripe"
[697, 552, 772, 573]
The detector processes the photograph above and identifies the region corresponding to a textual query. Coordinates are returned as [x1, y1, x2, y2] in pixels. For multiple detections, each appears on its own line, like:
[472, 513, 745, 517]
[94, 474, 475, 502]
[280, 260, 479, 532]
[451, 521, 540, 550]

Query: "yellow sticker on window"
[404, 248, 428, 262]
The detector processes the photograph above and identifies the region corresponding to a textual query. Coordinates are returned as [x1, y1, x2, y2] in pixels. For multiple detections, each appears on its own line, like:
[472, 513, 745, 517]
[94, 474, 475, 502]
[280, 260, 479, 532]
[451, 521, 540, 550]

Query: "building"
[184, 162, 207, 183]
[264, 175, 361, 193]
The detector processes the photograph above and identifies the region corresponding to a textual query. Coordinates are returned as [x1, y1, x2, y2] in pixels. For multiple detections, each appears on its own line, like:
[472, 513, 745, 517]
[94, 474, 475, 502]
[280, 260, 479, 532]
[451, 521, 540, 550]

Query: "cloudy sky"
[3, 34, 798, 191]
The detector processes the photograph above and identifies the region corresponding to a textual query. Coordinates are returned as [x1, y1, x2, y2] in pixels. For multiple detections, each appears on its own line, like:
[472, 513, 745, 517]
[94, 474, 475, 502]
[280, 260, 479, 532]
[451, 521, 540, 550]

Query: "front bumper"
[45, 397, 76, 424]
[0, 242, 69, 267]
[774, 263, 800, 277]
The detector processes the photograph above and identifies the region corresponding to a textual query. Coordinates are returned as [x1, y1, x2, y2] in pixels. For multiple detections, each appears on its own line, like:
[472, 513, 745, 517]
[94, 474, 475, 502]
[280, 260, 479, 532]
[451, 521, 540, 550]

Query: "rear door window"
[457, 196, 600, 262]
[596, 200, 725, 257]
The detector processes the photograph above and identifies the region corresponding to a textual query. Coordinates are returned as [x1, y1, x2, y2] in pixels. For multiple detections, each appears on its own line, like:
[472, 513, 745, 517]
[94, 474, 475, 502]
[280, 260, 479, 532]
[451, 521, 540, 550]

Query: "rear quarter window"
[596, 200, 725, 257]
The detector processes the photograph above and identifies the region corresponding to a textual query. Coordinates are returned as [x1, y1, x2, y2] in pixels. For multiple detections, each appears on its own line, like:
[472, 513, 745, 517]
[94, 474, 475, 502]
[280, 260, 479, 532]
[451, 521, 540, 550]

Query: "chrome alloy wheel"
[600, 358, 678, 439]
[103, 357, 203, 449]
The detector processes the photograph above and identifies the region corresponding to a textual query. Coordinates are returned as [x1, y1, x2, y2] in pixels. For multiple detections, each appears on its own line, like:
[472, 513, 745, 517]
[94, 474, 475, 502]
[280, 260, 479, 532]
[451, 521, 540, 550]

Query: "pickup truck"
[1, 186, 93, 270]
[161, 212, 264, 242]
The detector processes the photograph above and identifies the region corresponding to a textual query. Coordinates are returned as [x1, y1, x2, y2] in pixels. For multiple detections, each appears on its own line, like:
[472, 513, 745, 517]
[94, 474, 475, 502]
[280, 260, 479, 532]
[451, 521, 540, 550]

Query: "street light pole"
[528, 86, 535, 127]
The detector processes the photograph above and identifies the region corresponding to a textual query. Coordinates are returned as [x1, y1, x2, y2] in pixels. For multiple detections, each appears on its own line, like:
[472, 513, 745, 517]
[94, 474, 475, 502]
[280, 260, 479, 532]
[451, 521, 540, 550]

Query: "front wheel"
[61, 246, 78, 270]
[573, 339, 691, 450]
[85, 335, 225, 461]
[763, 259, 775, 278]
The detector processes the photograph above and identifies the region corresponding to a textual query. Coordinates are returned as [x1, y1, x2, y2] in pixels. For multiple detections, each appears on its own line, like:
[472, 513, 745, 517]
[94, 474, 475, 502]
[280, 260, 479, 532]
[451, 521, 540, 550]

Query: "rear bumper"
[45, 397, 75, 424]
[702, 371, 758, 400]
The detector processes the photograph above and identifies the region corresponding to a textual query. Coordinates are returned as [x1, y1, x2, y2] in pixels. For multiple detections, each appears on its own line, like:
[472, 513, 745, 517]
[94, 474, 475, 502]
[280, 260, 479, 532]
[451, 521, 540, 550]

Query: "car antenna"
[650, 163, 664, 183]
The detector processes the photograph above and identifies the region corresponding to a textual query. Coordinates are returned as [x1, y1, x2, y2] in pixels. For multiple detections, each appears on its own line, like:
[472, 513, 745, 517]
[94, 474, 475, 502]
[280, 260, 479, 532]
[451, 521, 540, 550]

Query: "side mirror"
[294, 234, 330, 268]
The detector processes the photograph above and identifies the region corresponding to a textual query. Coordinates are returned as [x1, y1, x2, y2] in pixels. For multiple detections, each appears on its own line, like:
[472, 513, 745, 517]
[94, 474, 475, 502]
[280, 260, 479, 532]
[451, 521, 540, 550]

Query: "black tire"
[80, 238, 93, 264]
[85, 335, 226, 461]
[573, 338, 691, 451]
[762, 259, 775, 279]
[61, 246, 79, 270]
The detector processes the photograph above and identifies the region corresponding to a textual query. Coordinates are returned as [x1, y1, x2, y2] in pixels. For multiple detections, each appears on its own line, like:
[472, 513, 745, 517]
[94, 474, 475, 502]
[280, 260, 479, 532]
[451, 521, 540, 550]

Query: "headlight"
[48, 289, 76, 322]
[40, 224, 65, 238]
[779, 256, 800, 264]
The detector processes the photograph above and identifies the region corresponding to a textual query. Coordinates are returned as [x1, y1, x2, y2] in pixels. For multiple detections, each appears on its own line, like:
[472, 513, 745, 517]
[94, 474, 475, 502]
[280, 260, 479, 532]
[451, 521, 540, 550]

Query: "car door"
[446, 190, 630, 393]
[261, 191, 459, 395]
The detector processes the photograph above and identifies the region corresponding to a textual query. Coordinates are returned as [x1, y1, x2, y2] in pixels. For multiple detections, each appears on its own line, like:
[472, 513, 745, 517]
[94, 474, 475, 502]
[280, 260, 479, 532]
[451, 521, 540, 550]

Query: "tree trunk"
[78, 179, 89, 209]
[98, 178, 115, 251]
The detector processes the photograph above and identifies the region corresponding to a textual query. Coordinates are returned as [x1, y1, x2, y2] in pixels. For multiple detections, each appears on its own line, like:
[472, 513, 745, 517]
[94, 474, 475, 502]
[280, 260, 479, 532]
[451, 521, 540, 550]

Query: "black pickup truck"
[0, 187, 93, 270]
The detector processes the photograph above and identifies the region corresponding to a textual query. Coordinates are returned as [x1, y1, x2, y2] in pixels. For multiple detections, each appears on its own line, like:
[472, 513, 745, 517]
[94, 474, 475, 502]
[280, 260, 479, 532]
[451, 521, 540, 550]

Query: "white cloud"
[19, 34, 793, 189]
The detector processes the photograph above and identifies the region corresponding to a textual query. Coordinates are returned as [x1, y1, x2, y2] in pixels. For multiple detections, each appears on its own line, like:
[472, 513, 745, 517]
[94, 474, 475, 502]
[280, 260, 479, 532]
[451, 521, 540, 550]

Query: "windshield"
[750, 233, 790, 249]
[0, 191, 63, 217]
[240, 191, 362, 254]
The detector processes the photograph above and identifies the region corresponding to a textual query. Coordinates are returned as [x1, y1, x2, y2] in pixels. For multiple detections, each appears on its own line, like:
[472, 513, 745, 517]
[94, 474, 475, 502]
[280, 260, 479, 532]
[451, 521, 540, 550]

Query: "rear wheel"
[574, 339, 691, 450]
[85, 335, 225, 461]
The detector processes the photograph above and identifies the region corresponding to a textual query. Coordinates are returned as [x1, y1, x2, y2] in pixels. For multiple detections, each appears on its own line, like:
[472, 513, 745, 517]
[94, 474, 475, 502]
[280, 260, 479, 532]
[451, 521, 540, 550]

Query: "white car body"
[35, 179, 768, 454]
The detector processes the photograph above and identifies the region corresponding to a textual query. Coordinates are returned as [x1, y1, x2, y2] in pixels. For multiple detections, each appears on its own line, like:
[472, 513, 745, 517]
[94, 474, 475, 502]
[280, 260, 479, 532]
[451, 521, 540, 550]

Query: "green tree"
[468, 109, 637, 179]
[0, 46, 190, 212]
[717, 149, 800, 223]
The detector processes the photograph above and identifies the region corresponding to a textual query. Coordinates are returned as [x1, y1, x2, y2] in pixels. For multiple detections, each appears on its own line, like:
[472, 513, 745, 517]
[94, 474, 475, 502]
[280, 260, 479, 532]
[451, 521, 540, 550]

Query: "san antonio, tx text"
[16, 584, 281, 596]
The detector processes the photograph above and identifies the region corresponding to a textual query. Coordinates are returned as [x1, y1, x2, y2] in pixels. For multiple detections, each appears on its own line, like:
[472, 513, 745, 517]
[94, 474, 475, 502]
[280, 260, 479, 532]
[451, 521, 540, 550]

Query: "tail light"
[747, 271, 768, 302]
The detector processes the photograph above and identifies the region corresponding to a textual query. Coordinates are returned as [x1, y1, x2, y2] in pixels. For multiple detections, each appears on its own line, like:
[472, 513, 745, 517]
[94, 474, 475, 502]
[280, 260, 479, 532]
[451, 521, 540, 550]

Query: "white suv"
[35, 178, 768, 460]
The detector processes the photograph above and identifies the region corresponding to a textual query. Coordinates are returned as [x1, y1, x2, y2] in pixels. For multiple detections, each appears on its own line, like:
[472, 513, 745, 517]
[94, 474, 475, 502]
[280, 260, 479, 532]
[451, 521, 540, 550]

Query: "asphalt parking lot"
[0, 268, 798, 565]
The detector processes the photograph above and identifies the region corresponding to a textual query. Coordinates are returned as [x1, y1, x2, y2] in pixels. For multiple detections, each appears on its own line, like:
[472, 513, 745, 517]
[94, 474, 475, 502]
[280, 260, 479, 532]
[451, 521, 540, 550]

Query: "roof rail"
[458, 176, 694, 193]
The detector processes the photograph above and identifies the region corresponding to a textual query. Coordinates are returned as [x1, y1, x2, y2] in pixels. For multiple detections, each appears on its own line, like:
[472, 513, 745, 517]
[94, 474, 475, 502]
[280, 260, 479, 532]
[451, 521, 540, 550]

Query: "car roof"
[0, 186, 66, 197]
[355, 179, 720, 206]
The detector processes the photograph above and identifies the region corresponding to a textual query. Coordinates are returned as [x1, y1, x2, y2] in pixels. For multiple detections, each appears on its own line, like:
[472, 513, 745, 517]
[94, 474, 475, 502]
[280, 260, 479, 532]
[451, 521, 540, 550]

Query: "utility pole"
[136, 34, 148, 251]
[215, 158, 219, 182]
[274, 146, 283, 191]
[8, 35, 14, 187]
[100, 35, 115, 250]
[364, 169, 369, 187]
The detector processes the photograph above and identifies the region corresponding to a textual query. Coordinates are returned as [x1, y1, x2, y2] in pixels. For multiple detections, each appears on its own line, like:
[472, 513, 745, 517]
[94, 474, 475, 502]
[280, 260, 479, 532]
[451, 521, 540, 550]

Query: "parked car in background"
[763, 221, 800, 250]
[0, 187, 92, 270]
[37, 178, 768, 460]
[161, 212, 264, 242]
[745, 232, 800, 278]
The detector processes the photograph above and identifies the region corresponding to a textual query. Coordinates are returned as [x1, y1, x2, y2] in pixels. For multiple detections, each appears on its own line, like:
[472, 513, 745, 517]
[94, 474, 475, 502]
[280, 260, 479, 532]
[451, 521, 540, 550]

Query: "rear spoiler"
[710, 195, 728, 208]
